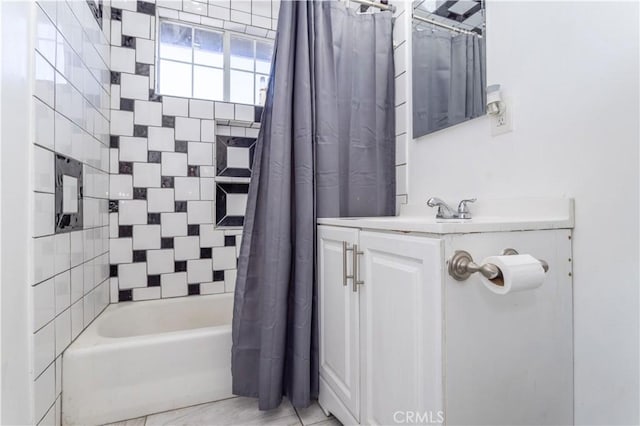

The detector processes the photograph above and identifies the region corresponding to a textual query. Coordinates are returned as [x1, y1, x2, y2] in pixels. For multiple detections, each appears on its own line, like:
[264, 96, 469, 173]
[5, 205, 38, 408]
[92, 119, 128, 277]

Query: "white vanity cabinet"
[317, 201, 574, 426]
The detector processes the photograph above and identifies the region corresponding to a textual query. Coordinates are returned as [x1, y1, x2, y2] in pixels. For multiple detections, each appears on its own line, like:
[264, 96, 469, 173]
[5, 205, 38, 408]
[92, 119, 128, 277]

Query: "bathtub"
[62, 293, 234, 425]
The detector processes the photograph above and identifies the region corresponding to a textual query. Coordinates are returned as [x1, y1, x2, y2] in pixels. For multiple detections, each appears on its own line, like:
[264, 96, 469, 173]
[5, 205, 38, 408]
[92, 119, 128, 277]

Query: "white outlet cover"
[62, 175, 78, 213]
[491, 105, 514, 136]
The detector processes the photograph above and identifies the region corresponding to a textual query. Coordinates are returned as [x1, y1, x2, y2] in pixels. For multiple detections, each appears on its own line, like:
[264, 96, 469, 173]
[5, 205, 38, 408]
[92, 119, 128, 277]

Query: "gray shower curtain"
[231, 0, 395, 411]
[412, 28, 485, 137]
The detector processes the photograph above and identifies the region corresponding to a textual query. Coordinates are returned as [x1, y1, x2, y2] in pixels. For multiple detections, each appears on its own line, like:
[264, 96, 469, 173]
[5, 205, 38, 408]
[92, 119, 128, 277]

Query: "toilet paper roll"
[479, 254, 546, 295]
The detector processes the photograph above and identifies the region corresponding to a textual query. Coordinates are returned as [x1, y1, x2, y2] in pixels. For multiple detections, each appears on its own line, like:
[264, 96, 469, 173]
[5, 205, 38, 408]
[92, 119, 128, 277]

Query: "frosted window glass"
[159, 60, 192, 98]
[230, 70, 254, 105]
[194, 29, 224, 67]
[230, 36, 254, 71]
[194, 66, 224, 101]
[255, 41, 273, 74]
[159, 22, 192, 62]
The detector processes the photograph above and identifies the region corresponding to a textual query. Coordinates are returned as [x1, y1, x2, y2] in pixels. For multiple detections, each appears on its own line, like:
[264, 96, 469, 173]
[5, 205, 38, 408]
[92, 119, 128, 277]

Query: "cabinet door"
[317, 225, 360, 421]
[359, 231, 444, 426]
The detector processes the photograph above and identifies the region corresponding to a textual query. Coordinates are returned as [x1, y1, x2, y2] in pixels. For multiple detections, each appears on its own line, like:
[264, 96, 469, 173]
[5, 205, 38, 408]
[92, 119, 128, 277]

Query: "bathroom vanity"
[317, 199, 574, 425]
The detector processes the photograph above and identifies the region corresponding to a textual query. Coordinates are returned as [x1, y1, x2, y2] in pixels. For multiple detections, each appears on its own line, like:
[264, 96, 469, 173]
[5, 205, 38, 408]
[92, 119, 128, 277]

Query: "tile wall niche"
[108, 0, 278, 302]
[32, 0, 111, 424]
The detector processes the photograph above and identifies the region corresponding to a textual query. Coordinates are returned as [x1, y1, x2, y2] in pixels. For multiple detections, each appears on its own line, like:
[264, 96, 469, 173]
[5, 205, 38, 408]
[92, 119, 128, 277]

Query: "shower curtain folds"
[231, 0, 395, 411]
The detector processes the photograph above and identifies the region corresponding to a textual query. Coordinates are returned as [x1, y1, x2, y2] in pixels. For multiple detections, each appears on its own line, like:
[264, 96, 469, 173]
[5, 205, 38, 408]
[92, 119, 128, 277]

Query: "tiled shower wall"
[31, 0, 111, 424]
[108, 0, 278, 302]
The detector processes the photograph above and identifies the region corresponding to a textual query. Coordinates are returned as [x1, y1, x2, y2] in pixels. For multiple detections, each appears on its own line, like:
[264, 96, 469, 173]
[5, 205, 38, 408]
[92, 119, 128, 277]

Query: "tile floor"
[105, 397, 341, 426]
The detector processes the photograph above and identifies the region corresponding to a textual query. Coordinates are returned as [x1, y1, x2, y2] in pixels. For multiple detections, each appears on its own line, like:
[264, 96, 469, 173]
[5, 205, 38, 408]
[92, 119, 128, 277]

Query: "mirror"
[412, 1, 486, 138]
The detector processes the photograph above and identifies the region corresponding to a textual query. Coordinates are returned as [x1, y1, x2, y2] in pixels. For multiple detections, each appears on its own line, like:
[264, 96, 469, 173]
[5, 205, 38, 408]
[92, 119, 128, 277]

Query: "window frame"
[155, 18, 273, 106]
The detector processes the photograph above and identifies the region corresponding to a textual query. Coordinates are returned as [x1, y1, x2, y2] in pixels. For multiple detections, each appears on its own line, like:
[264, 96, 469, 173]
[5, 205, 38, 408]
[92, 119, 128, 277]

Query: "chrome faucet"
[427, 197, 476, 220]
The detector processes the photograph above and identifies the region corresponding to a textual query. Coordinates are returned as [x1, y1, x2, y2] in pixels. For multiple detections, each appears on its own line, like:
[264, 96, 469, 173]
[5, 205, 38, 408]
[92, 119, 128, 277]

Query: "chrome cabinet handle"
[343, 241, 353, 286]
[352, 244, 364, 292]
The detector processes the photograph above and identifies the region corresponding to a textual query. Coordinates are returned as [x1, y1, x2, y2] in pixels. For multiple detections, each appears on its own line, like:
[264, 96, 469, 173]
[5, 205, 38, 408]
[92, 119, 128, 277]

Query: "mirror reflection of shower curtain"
[412, 29, 486, 137]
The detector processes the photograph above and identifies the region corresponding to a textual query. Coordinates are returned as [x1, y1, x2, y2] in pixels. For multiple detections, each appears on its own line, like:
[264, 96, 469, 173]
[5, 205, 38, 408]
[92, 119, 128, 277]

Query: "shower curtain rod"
[412, 13, 482, 37]
[349, 0, 396, 14]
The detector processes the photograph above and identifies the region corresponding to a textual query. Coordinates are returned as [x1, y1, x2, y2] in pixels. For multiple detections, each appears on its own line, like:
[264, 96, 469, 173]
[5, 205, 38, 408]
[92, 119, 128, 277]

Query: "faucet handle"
[457, 198, 476, 219]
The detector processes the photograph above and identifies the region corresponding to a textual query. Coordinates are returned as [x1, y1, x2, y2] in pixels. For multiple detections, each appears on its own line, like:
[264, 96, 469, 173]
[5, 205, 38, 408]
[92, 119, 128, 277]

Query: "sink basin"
[317, 198, 575, 234]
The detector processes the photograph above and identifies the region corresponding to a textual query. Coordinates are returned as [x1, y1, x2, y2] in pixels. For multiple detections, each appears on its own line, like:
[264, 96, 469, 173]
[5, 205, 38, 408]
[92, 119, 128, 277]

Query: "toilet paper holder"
[448, 248, 549, 281]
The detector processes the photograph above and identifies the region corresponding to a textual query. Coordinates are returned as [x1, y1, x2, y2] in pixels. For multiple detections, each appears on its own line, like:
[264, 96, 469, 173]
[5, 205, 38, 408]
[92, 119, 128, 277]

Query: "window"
[157, 20, 273, 106]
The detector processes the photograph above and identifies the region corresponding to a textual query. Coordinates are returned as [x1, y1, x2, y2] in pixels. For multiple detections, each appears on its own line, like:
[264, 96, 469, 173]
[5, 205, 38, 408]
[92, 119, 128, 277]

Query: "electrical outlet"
[491, 106, 513, 136]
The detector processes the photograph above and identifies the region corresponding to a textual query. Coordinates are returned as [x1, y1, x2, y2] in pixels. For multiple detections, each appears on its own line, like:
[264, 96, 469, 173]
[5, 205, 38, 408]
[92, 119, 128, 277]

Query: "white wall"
[404, 1, 639, 424]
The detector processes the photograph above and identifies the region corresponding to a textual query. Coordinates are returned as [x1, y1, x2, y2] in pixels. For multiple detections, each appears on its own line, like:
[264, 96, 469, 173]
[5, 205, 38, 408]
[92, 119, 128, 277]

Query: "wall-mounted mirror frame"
[412, 0, 486, 138]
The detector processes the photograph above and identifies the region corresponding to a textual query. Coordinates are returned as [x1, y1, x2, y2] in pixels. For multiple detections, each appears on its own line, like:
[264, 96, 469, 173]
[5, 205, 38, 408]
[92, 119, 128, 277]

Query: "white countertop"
[317, 198, 575, 234]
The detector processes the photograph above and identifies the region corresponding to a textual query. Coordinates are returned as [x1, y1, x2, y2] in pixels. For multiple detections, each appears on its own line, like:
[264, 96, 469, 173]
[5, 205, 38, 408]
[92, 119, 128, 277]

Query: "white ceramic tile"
[225, 193, 248, 216]
[110, 237, 133, 264]
[70, 231, 83, 267]
[111, 110, 134, 136]
[145, 396, 299, 426]
[70, 265, 83, 304]
[201, 16, 224, 29]
[148, 188, 175, 212]
[246, 24, 269, 38]
[175, 117, 201, 140]
[200, 120, 216, 142]
[34, 236, 56, 284]
[70, 299, 84, 340]
[178, 10, 201, 23]
[200, 178, 215, 200]
[110, 213, 119, 238]
[158, 6, 180, 18]
[136, 37, 155, 64]
[200, 281, 225, 294]
[212, 246, 237, 270]
[122, 10, 151, 38]
[34, 363, 55, 424]
[199, 225, 224, 247]
[187, 259, 213, 283]
[208, 4, 230, 20]
[35, 4, 56, 64]
[174, 177, 200, 200]
[245, 127, 260, 138]
[111, 46, 136, 73]
[53, 112, 72, 158]
[214, 102, 234, 120]
[54, 308, 71, 357]
[229, 126, 245, 137]
[83, 291, 95, 326]
[231, 9, 251, 25]
[33, 319, 55, 377]
[235, 104, 254, 122]
[83, 259, 95, 294]
[395, 133, 407, 165]
[188, 142, 213, 166]
[146, 249, 174, 275]
[148, 126, 175, 152]
[34, 98, 55, 150]
[161, 272, 188, 298]
[119, 200, 148, 225]
[54, 271, 71, 315]
[34, 51, 55, 107]
[162, 152, 188, 176]
[120, 73, 150, 100]
[162, 96, 189, 116]
[118, 263, 148, 289]
[174, 236, 200, 261]
[226, 146, 250, 169]
[33, 192, 54, 237]
[133, 225, 161, 250]
[33, 146, 55, 193]
[111, 19, 122, 46]
[251, 0, 271, 17]
[110, 174, 134, 199]
[54, 233, 70, 275]
[133, 287, 161, 301]
[183, 0, 208, 15]
[161, 212, 187, 237]
[200, 166, 216, 178]
[395, 102, 407, 136]
[189, 99, 214, 119]
[119, 136, 148, 162]
[110, 278, 120, 304]
[187, 200, 214, 224]
[134, 100, 163, 126]
[224, 268, 237, 292]
[133, 162, 161, 188]
[110, 148, 120, 174]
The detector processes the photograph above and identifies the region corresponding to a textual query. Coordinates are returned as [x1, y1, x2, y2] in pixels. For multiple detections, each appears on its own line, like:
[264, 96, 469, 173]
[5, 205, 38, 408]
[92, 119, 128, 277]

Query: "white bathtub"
[62, 293, 234, 425]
